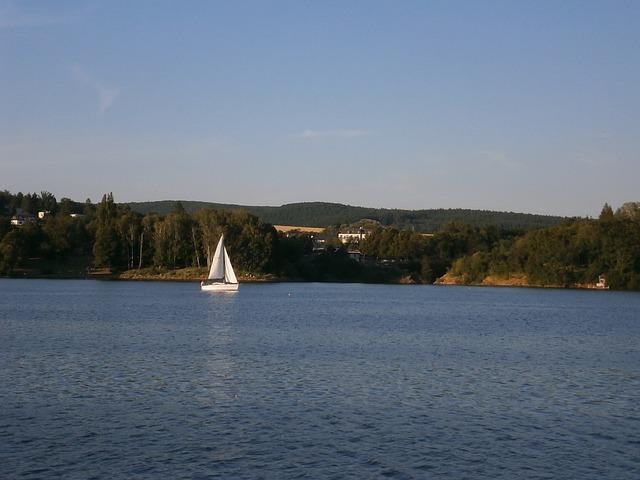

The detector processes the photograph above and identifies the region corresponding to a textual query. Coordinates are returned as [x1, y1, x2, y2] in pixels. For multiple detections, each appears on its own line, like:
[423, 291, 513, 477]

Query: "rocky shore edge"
[3, 268, 610, 290]
[435, 272, 609, 290]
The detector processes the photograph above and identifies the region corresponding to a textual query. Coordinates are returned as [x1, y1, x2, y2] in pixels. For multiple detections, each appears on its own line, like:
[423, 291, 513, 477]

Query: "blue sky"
[1, 0, 639, 216]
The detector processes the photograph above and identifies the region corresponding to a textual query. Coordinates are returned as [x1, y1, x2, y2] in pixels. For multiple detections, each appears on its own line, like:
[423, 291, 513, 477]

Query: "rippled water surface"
[1, 279, 639, 479]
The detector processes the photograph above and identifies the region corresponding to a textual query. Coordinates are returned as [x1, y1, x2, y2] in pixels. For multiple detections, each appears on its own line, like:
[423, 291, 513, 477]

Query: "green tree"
[194, 209, 225, 268]
[42, 215, 90, 257]
[40, 191, 57, 213]
[93, 193, 123, 269]
[117, 209, 143, 269]
[0, 230, 26, 274]
[152, 204, 193, 269]
[599, 203, 614, 221]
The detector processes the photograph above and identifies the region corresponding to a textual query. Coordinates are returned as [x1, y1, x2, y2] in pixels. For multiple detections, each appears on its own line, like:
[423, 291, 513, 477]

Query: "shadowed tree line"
[446, 203, 640, 290]
[357, 223, 523, 283]
[1, 190, 639, 290]
[89, 195, 279, 274]
[0, 191, 277, 276]
[353, 203, 640, 289]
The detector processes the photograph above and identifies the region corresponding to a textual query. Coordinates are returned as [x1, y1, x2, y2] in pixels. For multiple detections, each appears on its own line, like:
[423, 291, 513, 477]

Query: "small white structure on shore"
[596, 275, 608, 289]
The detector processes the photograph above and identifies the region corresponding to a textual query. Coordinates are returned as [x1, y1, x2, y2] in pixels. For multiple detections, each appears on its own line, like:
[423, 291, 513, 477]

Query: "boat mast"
[221, 235, 226, 282]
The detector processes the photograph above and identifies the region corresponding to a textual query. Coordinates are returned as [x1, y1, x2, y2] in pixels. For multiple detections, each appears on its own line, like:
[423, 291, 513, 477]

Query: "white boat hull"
[200, 282, 239, 292]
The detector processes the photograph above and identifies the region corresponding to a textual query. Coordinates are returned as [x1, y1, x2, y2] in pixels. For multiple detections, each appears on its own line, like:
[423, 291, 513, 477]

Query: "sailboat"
[200, 235, 239, 291]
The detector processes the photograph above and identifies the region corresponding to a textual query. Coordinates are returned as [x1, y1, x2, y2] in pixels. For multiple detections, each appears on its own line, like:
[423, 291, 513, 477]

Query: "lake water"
[1, 279, 639, 479]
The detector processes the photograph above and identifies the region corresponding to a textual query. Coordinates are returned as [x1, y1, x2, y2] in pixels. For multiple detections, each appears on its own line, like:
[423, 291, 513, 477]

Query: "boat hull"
[200, 282, 239, 292]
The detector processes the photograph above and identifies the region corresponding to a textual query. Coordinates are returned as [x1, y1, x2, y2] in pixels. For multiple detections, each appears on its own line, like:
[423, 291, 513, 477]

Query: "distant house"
[38, 211, 51, 219]
[338, 227, 368, 244]
[69, 213, 85, 218]
[10, 212, 36, 226]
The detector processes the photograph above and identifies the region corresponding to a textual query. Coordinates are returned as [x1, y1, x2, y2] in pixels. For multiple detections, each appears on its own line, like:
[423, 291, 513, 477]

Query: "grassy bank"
[435, 272, 609, 290]
[116, 267, 279, 283]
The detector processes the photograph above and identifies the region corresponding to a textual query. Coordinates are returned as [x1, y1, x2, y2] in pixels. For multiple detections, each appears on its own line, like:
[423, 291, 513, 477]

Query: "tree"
[616, 202, 640, 220]
[83, 198, 96, 216]
[40, 191, 57, 213]
[117, 209, 143, 269]
[42, 215, 89, 257]
[20, 192, 39, 214]
[599, 203, 614, 221]
[139, 214, 159, 269]
[93, 193, 123, 269]
[151, 205, 193, 269]
[194, 209, 225, 268]
[0, 230, 26, 274]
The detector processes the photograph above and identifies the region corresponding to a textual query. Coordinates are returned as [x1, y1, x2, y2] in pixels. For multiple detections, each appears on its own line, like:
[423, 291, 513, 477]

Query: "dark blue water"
[1, 279, 639, 479]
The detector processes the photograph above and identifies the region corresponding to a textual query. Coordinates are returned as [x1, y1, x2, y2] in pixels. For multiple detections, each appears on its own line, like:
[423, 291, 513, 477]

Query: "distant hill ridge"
[126, 200, 567, 232]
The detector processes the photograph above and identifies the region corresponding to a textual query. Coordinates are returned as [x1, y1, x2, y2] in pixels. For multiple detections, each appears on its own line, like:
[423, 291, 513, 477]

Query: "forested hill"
[126, 201, 567, 232]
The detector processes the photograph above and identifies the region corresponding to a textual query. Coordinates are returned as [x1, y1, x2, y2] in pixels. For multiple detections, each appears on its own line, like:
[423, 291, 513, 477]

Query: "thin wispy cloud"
[300, 129, 370, 139]
[0, 2, 84, 28]
[96, 85, 119, 114]
[72, 65, 120, 114]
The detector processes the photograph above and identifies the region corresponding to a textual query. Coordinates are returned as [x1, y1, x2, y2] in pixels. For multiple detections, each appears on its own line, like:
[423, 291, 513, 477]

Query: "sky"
[1, 0, 639, 217]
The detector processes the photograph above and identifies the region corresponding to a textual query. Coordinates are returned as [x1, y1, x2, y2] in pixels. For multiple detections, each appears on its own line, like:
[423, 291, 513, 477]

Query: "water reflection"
[201, 292, 238, 407]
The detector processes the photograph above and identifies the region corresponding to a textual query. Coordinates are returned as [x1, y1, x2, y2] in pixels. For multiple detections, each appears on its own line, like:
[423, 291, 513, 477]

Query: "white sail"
[207, 236, 225, 280]
[223, 248, 238, 284]
[202, 235, 239, 291]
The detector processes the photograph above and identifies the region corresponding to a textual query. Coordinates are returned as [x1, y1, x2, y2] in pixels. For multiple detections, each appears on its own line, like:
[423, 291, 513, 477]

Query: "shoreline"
[435, 272, 610, 291]
[1, 270, 613, 291]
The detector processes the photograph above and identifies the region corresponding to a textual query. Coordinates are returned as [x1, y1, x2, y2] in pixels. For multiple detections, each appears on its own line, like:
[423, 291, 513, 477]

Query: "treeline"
[357, 224, 524, 283]
[92, 194, 278, 273]
[354, 203, 640, 289]
[2, 190, 639, 290]
[0, 191, 278, 276]
[0, 189, 525, 283]
[446, 203, 640, 290]
[0, 190, 89, 216]
[128, 200, 566, 232]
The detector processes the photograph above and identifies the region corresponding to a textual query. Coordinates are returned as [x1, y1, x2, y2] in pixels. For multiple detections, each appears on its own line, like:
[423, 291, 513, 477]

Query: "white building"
[10, 213, 36, 226]
[338, 227, 369, 244]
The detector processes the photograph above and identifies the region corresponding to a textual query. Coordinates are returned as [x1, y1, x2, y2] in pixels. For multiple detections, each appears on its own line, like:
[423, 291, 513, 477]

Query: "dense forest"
[445, 203, 640, 290]
[127, 200, 566, 232]
[1, 190, 639, 290]
[0, 191, 278, 277]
